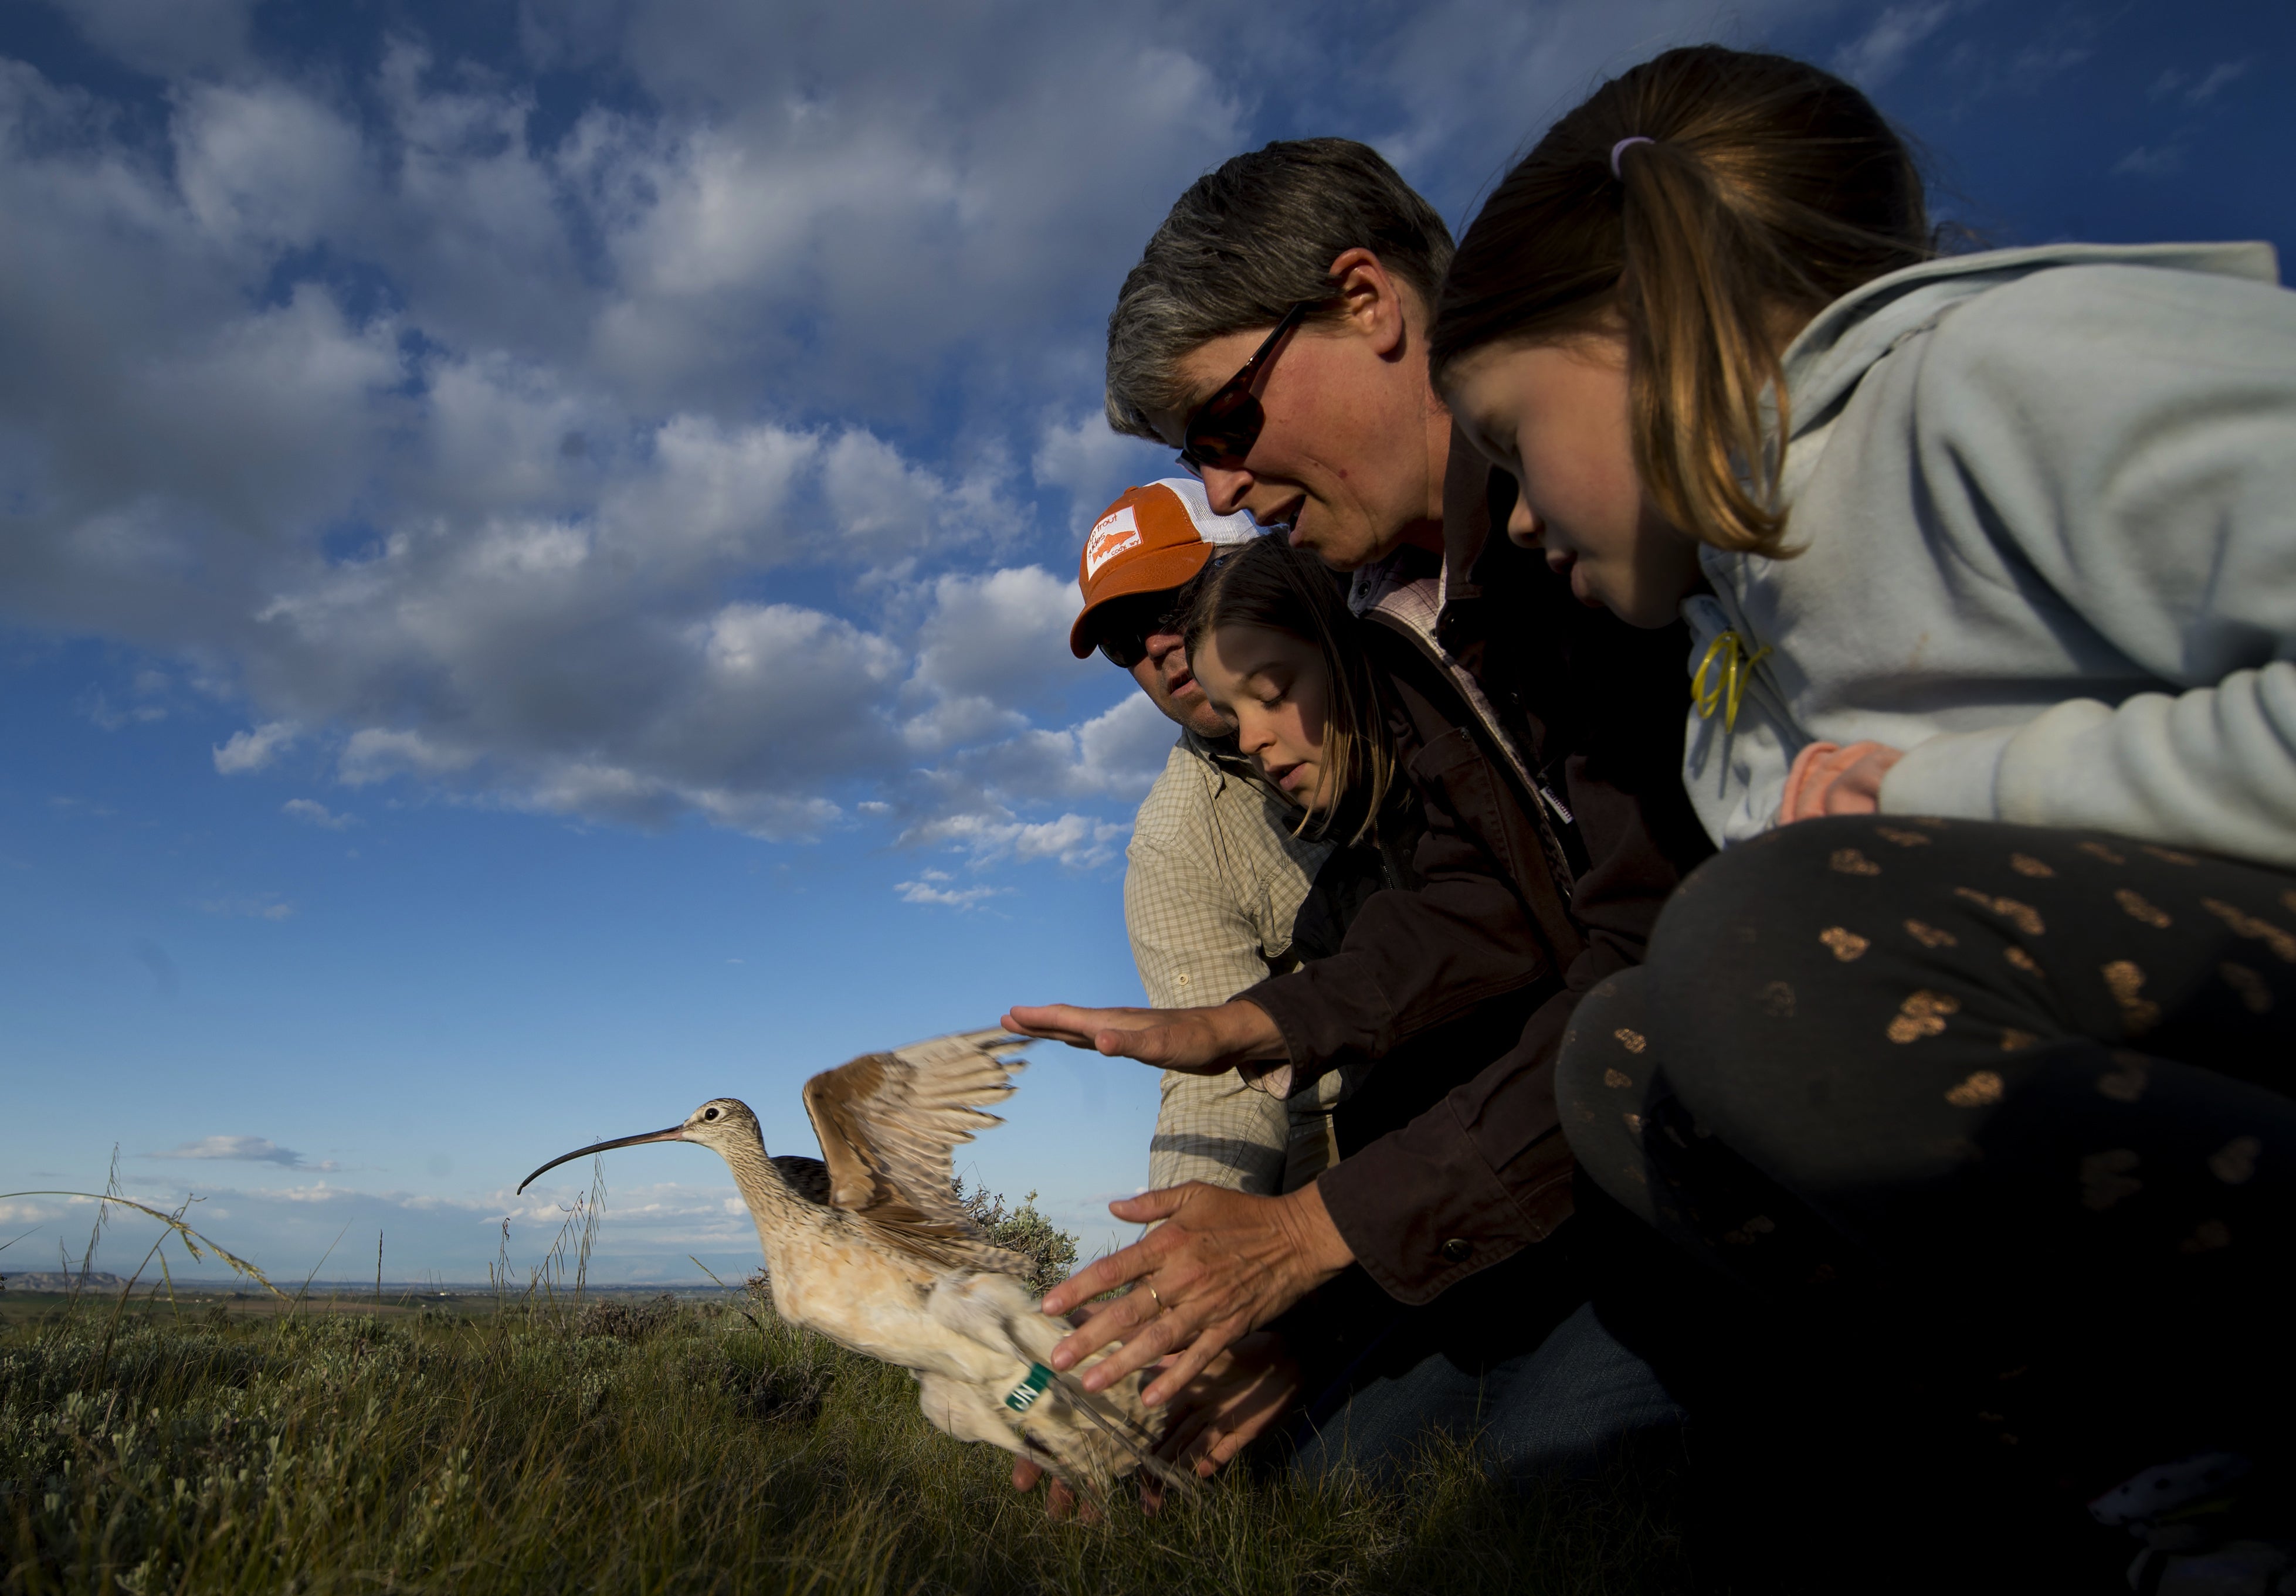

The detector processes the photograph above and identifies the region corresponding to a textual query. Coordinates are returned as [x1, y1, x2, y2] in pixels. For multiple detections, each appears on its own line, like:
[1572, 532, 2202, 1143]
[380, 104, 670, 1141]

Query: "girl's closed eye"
[1179, 536, 1398, 835]
[1443, 335, 1699, 627]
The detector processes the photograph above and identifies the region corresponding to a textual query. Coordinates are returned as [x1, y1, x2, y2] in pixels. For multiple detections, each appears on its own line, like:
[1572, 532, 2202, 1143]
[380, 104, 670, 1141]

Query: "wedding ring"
[1144, 1281, 1166, 1313]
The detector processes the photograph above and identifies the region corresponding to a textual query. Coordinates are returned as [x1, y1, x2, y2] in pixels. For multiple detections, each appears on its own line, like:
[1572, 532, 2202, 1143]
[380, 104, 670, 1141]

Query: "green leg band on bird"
[1004, 1363, 1054, 1412]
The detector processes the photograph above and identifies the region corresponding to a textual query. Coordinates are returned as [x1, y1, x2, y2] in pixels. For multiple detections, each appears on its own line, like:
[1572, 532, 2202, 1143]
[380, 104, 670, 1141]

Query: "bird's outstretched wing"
[801, 1029, 1033, 1274]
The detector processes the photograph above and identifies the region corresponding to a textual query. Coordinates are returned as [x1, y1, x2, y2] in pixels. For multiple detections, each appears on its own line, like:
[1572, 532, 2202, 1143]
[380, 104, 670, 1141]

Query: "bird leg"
[924, 1272, 1167, 1494]
[1052, 1378, 1197, 1494]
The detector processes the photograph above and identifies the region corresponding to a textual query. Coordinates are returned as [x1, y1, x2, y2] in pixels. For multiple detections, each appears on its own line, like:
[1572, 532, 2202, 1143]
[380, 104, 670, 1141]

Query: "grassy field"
[0, 1283, 1693, 1595]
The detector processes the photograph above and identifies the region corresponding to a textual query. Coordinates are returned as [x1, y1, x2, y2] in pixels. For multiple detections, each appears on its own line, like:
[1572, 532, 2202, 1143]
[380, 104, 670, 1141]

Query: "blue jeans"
[1290, 1301, 1686, 1482]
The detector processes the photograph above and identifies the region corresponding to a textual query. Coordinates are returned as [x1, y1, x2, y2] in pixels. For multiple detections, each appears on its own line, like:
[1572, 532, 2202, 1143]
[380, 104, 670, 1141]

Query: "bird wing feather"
[801, 1028, 1034, 1275]
[768, 1154, 833, 1206]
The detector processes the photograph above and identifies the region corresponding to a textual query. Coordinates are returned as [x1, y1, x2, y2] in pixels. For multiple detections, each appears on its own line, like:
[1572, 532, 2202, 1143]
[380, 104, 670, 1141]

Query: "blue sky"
[4, 0, 2290, 1285]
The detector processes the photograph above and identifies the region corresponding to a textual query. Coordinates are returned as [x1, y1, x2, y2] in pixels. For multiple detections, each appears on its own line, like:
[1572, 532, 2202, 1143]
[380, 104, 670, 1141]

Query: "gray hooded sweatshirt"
[1682, 240, 2296, 868]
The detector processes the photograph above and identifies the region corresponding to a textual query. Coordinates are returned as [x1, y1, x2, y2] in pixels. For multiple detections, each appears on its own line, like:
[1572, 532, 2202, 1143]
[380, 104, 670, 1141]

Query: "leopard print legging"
[1559, 815, 2296, 1481]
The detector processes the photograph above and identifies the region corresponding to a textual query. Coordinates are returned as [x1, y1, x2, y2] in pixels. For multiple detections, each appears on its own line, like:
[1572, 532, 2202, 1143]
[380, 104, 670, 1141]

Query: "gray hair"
[1104, 138, 1455, 440]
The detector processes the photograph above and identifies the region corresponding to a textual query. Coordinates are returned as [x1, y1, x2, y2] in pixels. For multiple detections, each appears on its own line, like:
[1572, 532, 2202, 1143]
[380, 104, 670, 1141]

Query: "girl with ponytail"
[1429, 43, 2296, 1579]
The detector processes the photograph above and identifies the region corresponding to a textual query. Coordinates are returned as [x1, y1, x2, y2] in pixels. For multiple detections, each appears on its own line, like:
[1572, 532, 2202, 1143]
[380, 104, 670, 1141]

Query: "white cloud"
[904, 810, 1127, 871]
[1011, 813, 1127, 865]
[601, 414, 819, 563]
[212, 722, 298, 774]
[908, 565, 1092, 721]
[1031, 411, 1170, 521]
[895, 870, 1009, 909]
[1068, 694, 1182, 798]
[2115, 143, 2185, 178]
[2005, 36, 2095, 90]
[48, 0, 259, 77]
[578, 12, 1247, 405]
[282, 797, 357, 830]
[81, 687, 167, 729]
[820, 429, 1010, 563]
[874, 688, 1173, 879]
[1830, 2, 1957, 87]
[338, 729, 480, 787]
[2183, 59, 2250, 104]
[957, 693, 1178, 807]
[2150, 59, 2249, 107]
[0, 1197, 72, 1226]
[148, 1135, 334, 1170]
[173, 82, 364, 249]
[199, 894, 294, 920]
[1336, 0, 1830, 181]
[1, 0, 1863, 881]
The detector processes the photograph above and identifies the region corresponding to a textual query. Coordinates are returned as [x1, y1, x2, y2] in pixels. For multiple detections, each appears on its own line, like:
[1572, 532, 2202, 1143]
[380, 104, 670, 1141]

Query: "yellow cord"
[1693, 630, 1773, 733]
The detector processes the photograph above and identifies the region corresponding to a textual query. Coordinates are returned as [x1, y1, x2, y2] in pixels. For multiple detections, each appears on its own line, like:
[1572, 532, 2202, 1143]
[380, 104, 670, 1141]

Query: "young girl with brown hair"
[1181, 533, 1399, 841]
[1055, 532, 1692, 1488]
[1427, 42, 2296, 1585]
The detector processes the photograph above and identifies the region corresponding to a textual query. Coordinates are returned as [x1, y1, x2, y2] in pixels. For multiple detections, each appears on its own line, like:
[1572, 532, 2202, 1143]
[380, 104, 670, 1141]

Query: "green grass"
[1, 1291, 1693, 1594]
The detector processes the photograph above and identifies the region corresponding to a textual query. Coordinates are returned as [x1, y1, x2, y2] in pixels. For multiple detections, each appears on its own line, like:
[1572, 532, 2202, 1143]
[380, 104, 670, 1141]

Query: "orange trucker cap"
[1069, 478, 1261, 658]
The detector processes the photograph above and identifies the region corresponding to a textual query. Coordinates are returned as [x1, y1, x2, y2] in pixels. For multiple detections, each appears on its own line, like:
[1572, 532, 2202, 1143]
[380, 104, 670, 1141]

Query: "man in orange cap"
[1069, 477, 1253, 744]
[1070, 477, 1349, 1200]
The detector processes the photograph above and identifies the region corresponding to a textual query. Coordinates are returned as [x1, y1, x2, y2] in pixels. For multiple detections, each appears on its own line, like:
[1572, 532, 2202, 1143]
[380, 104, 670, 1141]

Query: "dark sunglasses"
[1093, 551, 1241, 668]
[1093, 592, 1188, 669]
[1176, 300, 1314, 476]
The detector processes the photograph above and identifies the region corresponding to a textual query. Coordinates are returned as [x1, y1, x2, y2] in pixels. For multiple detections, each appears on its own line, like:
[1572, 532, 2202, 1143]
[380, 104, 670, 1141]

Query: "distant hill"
[2, 1272, 131, 1292]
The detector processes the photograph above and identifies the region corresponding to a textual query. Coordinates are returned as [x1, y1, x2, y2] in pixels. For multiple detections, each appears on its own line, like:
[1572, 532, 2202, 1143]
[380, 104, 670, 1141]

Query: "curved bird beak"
[517, 1125, 686, 1193]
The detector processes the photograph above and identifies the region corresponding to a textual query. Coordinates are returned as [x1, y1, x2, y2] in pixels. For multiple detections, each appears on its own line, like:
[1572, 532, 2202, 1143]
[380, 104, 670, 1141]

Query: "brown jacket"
[1243, 434, 1713, 1304]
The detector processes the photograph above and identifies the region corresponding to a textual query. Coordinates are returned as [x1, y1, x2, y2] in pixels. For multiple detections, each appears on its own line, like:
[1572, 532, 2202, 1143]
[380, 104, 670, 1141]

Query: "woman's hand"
[1039, 1180, 1352, 1406]
[1776, 739, 1905, 823]
[1150, 1332, 1303, 1485]
[999, 999, 1288, 1076]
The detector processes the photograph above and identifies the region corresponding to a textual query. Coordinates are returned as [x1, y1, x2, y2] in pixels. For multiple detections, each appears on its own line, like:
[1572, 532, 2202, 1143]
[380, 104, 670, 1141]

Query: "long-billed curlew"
[517, 1028, 1168, 1495]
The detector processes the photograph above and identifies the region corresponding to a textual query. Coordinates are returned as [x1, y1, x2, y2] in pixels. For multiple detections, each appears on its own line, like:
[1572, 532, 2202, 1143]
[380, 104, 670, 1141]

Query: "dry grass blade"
[0, 1190, 289, 1300]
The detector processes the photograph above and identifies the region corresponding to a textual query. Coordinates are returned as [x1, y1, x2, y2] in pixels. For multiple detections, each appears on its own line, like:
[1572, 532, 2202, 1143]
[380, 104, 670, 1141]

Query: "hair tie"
[1609, 136, 1654, 179]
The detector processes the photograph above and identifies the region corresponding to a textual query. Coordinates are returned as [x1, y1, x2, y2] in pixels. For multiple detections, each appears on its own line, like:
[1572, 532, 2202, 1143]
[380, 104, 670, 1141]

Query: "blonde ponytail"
[1430, 46, 1932, 560]
[1614, 137, 1791, 553]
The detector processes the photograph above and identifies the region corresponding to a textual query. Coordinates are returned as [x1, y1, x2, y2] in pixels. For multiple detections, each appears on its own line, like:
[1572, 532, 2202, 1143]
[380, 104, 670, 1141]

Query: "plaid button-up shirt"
[1126, 734, 1339, 1194]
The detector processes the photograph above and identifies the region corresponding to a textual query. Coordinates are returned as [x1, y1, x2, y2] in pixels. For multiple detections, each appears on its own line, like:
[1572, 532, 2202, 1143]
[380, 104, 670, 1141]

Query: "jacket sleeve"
[1314, 933, 1636, 1303]
[1236, 725, 1554, 1084]
[1879, 263, 2296, 866]
[1313, 728, 1708, 1303]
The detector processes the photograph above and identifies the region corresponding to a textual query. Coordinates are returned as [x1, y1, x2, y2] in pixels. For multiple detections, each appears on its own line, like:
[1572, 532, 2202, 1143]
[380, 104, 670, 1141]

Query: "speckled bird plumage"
[518, 1028, 1166, 1495]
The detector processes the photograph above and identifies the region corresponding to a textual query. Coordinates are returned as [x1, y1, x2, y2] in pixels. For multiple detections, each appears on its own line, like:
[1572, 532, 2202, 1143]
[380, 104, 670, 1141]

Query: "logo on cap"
[1084, 506, 1142, 581]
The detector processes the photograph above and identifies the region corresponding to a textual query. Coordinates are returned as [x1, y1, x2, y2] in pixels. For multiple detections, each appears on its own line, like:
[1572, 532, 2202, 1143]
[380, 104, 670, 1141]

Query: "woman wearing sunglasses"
[1010, 138, 1716, 1508]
